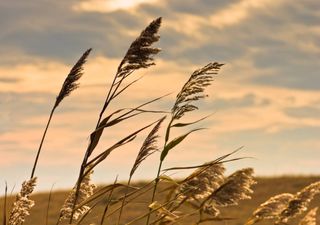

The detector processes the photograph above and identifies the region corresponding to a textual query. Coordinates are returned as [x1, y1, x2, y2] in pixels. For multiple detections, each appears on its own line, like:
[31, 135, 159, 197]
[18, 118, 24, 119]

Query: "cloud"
[285, 105, 320, 119]
[0, 0, 319, 92]
[1, 0, 320, 190]
[210, 93, 270, 110]
[208, 0, 287, 28]
[251, 61, 320, 90]
[0, 77, 20, 83]
[0, 0, 145, 63]
[163, 0, 236, 15]
[74, 0, 158, 13]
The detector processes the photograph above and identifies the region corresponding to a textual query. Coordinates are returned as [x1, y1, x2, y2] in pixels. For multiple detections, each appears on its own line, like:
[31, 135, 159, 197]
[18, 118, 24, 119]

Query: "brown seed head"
[246, 193, 294, 225]
[8, 177, 37, 225]
[207, 168, 256, 207]
[177, 163, 225, 201]
[117, 17, 162, 77]
[278, 181, 320, 223]
[55, 48, 92, 108]
[59, 169, 96, 221]
[172, 62, 223, 120]
[130, 116, 165, 177]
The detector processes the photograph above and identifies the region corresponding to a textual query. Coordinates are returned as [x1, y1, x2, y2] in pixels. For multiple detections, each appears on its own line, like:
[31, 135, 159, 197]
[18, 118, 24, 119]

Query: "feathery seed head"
[130, 116, 165, 177]
[299, 207, 318, 225]
[172, 62, 223, 120]
[247, 193, 294, 224]
[20, 177, 37, 196]
[9, 196, 35, 225]
[8, 177, 37, 225]
[278, 181, 320, 223]
[55, 48, 92, 108]
[117, 17, 162, 77]
[59, 169, 96, 221]
[177, 163, 225, 200]
[207, 168, 256, 207]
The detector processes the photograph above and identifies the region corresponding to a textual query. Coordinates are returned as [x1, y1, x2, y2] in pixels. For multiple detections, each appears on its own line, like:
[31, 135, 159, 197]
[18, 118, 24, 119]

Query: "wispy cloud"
[209, 0, 287, 28]
[0, 77, 20, 83]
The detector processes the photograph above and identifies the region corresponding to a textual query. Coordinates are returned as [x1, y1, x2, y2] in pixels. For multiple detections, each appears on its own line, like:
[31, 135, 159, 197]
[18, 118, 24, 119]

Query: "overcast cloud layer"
[0, 0, 319, 191]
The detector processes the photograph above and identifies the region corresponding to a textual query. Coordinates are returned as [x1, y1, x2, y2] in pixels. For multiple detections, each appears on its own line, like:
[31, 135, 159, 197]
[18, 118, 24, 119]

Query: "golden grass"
[1, 176, 319, 225]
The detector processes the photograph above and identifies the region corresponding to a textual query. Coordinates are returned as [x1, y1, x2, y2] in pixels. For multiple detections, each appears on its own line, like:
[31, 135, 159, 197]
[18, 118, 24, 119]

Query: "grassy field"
[2, 176, 319, 225]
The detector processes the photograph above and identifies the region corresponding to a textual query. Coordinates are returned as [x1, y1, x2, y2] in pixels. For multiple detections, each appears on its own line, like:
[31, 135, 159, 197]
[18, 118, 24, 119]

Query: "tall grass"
[246, 181, 320, 225]
[2, 17, 320, 225]
[30, 48, 92, 179]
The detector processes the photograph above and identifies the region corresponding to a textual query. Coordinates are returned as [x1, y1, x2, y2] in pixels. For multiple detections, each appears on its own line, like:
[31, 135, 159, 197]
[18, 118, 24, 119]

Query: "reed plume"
[99, 17, 162, 124]
[172, 62, 223, 120]
[299, 207, 318, 225]
[245, 193, 294, 225]
[208, 168, 255, 207]
[194, 168, 254, 220]
[58, 169, 96, 222]
[55, 48, 92, 108]
[30, 48, 92, 179]
[8, 177, 37, 225]
[278, 181, 320, 223]
[177, 163, 225, 201]
[130, 116, 165, 177]
[117, 17, 161, 77]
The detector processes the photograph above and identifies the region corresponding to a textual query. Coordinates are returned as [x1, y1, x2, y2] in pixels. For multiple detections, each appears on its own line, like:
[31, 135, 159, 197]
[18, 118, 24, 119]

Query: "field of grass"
[2, 176, 319, 225]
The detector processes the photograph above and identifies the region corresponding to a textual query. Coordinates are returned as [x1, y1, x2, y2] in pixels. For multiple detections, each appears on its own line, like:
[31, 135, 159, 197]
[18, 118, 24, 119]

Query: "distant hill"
[1, 176, 320, 225]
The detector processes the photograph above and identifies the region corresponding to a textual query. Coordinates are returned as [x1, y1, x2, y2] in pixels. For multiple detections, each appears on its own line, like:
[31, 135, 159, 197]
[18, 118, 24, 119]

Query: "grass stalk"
[126, 197, 175, 225]
[31, 48, 91, 179]
[30, 107, 55, 179]
[128, 191, 186, 225]
[46, 184, 55, 225]
[2, 182, 7, 225]
[145, 160, 163, 225]
[116, 177, 132, 225]
[69, 17, 162, 221]
[100, 176, 118, 225]
[145, 119, 173, 225]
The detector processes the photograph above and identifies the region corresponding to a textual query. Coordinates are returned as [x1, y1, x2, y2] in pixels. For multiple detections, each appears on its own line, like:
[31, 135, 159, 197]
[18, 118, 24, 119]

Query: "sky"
[0, 0, 320, 191]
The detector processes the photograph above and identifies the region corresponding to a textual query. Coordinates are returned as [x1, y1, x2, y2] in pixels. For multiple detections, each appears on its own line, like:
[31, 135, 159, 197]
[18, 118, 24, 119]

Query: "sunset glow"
[74, 0, 158, 12]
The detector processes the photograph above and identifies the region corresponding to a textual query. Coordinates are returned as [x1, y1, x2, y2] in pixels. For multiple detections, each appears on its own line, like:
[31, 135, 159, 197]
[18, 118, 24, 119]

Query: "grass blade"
[46, 183, 55, 225]
[85, 119, 160, 170]
[171, 113, 215, 128]
[160, 128, 205, 161]
[100, 176, 118, 225]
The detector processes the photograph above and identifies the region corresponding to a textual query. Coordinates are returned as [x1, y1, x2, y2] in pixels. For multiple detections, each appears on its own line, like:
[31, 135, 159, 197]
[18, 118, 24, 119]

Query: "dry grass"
[0, 176, 319, 225]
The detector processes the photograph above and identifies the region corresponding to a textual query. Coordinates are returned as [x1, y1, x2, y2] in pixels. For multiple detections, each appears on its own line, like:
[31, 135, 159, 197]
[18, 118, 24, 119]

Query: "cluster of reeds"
[145, 162, 256, 224]
[246, 181, 320, 225]
[3, 17, 261, 225]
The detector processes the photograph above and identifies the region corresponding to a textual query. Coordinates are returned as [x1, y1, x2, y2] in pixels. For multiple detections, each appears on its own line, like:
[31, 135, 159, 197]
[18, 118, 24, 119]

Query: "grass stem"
[30, 107, 55, 179]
